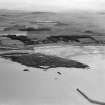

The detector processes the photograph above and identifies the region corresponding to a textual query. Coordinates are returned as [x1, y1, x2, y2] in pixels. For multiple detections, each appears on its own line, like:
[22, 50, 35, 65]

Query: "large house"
[34, 20, 57, 24]
[30, 21, 58, 28]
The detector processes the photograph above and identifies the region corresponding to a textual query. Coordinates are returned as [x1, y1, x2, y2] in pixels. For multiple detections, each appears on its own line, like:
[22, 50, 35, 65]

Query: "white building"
[31, 21, 58, 28]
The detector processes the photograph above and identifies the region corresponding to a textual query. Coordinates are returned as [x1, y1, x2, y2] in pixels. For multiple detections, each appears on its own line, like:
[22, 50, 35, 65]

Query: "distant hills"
[0, 9, 105, 36]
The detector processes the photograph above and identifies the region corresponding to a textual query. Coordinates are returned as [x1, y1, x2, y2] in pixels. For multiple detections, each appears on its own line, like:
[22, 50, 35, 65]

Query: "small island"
[0, 53, 89, 70]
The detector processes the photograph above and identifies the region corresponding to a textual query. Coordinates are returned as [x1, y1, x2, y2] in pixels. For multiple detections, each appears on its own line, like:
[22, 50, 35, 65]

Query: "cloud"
[0, 0, 104, 11]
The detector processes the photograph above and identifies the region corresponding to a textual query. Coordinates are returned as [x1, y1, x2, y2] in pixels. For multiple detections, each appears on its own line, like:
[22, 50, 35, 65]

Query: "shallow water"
[0, 45, 105, 105]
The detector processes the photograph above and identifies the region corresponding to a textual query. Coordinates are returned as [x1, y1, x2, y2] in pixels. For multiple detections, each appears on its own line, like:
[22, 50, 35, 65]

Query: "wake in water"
[77, 88, 105, 105]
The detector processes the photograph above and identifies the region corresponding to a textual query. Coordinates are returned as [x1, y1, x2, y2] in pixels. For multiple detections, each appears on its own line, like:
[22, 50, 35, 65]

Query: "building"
[35, 20, 57, 24]
[31, 21, 58, 28]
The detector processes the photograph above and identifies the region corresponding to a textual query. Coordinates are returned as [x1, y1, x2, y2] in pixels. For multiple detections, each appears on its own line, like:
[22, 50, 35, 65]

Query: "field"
[0, 10, 105, 35]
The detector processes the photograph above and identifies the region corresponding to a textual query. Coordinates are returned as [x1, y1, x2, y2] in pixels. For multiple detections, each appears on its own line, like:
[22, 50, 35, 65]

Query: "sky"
[0, 0, 105, 11]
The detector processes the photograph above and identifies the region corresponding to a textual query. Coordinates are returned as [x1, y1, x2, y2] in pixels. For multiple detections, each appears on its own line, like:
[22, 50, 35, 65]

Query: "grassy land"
[0, 52, 89, 70]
